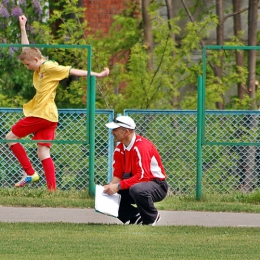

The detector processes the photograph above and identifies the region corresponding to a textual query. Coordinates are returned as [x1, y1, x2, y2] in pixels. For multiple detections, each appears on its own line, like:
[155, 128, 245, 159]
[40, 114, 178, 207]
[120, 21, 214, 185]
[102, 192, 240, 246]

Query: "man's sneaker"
[129, 213, 143, 225]
[15, 172, 40, 187]
[151, 213, 161, 226]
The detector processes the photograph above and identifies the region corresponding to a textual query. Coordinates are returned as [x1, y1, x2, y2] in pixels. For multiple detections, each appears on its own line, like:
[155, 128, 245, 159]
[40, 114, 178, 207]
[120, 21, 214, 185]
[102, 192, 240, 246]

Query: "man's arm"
[109, 176, 121, 184]
[19, 15, 29, 45]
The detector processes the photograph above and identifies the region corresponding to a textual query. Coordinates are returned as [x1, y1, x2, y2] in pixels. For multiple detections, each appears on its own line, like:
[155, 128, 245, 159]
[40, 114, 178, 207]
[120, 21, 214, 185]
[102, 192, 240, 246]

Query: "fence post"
[107, 112, 115, 183]
[88, 75, 96, 196]
[196, 75, 203, 200]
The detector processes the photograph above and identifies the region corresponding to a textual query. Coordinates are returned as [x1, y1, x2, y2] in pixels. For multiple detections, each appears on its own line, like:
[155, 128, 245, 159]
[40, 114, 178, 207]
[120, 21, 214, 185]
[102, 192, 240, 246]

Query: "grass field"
[1, 187, 260, 212]
[1, 223, 260, 260]
[1, 188, 260, 259]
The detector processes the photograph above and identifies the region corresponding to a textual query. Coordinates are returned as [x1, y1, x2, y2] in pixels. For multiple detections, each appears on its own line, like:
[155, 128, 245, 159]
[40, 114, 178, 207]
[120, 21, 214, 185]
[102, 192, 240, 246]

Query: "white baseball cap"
[105, 116, 136, 130]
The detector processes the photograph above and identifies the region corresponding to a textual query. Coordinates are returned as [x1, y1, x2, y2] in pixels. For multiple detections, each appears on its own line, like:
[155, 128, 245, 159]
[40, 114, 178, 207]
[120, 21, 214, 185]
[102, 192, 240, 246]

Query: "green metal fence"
[196, 45, 260, 198]
[2, 44, 260, 196]
[1, 108, 260, 195]
[0, 43, 98, 194]
[0, 108, 114, 191]
[124, 110, 198, 195]
[126, 109, 260, 196]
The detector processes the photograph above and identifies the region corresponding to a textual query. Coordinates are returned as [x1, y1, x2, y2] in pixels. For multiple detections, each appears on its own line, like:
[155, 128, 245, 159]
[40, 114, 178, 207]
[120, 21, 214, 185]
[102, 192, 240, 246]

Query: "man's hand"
[103, 183, 119, 195]
[19, 15, 27, 29]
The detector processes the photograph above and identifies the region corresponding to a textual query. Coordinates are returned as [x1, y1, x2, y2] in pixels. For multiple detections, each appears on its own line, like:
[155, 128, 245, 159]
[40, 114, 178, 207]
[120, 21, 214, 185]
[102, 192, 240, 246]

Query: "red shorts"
[12, 117, 58, 147]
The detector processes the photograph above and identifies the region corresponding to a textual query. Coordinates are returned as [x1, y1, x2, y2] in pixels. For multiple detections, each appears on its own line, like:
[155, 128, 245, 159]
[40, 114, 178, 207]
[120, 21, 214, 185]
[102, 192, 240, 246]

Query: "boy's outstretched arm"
[19, 15, 29, 45]
[70, 67, 110, 78]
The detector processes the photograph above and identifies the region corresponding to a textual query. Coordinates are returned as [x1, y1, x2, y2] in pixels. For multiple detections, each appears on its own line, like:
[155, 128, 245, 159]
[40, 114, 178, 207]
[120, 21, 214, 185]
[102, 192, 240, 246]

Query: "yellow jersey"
[23, 60, 71, 122]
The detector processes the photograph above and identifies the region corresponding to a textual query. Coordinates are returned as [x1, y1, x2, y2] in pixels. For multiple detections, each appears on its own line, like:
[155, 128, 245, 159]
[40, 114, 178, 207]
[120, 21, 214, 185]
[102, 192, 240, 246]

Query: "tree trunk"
[214, 0, 224, 109]
[247, 0, 259, 108]
[142, 0, 154, 71]
[232, 0, 246, 100]
[165, 0, 175, 43]
[243, 0, 259, 191]
[232, 0, 248, 192]
[165, 0, 178, 108]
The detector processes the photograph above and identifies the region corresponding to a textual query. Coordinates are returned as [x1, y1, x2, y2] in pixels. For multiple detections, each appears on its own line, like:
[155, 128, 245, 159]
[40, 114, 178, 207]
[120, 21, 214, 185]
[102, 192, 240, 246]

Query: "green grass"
[0, 188, 94, 208]
[1, 187, 260, 212]
[1, 188, 260, 259]
[0, 223, 260, 260]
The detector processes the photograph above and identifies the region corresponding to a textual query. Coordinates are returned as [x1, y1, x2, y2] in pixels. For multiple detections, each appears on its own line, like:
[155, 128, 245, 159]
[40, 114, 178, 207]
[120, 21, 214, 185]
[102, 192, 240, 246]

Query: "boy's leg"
[6, 122, 38, 187]
[10, 142, 39, 187]
[41, 157, 56, 191]
[10, 143, 35, 175]
[7, 117, 57, 189]
[129, 180, 168, 225]
[35, 122, 58, 191]
[7, 117, 41, 176]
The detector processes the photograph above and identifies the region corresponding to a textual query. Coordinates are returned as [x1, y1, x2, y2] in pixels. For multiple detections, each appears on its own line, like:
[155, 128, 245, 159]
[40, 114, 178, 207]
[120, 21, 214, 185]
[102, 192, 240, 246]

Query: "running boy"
[6, 15, 109, 190]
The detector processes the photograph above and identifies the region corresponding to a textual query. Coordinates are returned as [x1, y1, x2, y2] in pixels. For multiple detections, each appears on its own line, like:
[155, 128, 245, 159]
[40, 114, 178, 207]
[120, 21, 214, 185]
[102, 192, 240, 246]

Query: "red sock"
[10, 143, 35, 175]
[42, 157, 56, 191]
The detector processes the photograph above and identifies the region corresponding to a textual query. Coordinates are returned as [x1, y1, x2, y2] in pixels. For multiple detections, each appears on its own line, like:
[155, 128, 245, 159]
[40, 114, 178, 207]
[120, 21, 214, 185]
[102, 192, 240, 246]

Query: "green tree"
[0, 0, 49, 107]
[96, 2, 218, 112]
[1, 0, 259, 111]
[0, 0, 109, 108]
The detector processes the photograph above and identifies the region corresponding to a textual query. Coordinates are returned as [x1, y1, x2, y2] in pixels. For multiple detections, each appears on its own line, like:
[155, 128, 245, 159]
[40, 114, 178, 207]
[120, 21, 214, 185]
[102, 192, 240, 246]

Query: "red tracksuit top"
[113, 134, 167, 190]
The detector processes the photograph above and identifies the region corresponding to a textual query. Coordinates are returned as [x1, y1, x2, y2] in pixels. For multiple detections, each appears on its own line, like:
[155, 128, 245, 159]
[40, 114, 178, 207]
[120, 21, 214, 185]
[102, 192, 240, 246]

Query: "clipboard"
[95, 184, 121, 218]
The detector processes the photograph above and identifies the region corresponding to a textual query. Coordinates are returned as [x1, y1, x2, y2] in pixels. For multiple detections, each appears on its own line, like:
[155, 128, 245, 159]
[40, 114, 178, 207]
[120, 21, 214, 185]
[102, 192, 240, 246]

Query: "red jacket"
[113, 134, 167, 189]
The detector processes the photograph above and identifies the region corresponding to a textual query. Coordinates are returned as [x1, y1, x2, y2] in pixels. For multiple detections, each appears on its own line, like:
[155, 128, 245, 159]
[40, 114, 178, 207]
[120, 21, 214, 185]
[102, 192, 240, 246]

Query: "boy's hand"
[19, 15, 27, 28]
[97, 67, 110, 78]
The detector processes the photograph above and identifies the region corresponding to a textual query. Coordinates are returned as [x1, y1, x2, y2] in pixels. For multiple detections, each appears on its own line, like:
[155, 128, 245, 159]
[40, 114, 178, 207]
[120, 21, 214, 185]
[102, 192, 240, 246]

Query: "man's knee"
[129, 183, 147, 198]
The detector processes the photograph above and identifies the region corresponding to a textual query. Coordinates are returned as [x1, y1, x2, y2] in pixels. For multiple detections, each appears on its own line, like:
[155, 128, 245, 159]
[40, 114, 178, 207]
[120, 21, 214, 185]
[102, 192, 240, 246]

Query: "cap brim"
[105, 122, 120, 129]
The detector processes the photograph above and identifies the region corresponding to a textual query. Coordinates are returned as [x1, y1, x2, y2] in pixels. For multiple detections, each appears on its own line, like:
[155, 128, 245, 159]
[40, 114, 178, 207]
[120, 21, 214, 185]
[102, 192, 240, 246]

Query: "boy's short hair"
[19, 47, 42, 61]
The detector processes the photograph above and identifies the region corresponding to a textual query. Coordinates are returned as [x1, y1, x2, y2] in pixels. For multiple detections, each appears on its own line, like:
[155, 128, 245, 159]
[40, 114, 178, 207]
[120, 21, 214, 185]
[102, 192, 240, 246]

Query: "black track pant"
[118, 179, 168, 225]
